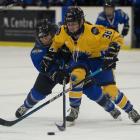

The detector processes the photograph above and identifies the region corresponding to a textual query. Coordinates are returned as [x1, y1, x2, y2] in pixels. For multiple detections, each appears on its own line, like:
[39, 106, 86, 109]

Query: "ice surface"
[0, 47, 140, 140]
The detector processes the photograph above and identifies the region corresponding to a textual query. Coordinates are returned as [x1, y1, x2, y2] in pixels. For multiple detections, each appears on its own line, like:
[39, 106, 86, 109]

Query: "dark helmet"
[36, 19, 58, 38]
[65, 6, 84, 24]
[104, 0, 115, 7]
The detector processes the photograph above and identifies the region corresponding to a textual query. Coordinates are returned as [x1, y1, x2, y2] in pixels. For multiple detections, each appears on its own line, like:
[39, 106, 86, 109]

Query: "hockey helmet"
[36, 19, 58, 38]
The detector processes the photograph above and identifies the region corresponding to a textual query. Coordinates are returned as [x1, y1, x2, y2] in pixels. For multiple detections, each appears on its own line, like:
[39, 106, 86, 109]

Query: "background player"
[96, 0, 130, 37]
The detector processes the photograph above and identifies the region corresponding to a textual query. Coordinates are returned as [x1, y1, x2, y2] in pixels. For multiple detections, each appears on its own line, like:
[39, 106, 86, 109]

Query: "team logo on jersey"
[91, 27, 99, 35]
[32, 48, 42, 54]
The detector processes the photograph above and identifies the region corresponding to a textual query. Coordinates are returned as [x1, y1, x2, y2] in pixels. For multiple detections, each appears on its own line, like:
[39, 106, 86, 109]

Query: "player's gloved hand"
[106, 42, 120, 58]
[52, 70, 70, 84]
[102, 42, 120, 70]
[103, 57, 119, 70]
[57, 45, 72, 63]
[40, 51, 56, 73]
[121, 25, 129, 37]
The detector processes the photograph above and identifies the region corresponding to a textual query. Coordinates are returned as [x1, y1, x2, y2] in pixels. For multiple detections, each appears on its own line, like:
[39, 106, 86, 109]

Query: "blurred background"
[0, 0, 140, 48]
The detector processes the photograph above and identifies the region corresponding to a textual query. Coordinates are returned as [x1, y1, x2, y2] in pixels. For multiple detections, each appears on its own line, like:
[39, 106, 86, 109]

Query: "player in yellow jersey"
[40, 7, 140, 123]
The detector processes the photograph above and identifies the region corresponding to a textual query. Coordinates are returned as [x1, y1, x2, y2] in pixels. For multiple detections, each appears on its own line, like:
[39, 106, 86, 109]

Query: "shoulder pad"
[91, 27, 100, 35]
[117, 9, 126, 17]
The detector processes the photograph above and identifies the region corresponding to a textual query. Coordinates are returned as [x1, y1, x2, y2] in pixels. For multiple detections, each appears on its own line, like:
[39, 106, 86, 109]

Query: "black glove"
[40, 50, 56, 73]
[121, 25, 129, 37]
[103, 57, 119, 70]
[51, 70, 70, 84]
[102, 42, 120, 70]
[106, 42, 120, 57]
[57, 45, 71, 63]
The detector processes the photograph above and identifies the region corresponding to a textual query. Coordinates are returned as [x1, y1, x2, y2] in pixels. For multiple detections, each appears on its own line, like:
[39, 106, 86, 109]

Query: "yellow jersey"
[51, 22, 124, 58]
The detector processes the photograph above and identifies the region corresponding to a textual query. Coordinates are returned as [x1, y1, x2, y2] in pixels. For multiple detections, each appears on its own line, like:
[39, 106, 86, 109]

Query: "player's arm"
[41, 45, 71, 84]
[119, 10, 130, 37]
[40, 26, 66, 73]
[30, 41, 45, 72]
[95, 13, 106, 26]
[101, 28, 123, 69]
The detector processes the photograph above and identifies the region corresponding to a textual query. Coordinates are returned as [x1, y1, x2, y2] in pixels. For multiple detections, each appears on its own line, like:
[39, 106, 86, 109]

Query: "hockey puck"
[47, 132, 55, 135]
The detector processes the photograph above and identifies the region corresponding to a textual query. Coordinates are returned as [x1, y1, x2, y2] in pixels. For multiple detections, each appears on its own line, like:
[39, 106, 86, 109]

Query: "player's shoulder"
[98, 11, 105, 16]
[115, 9, 124, 13]
[92, 24, 106, 32]
[97, 11, 106, 20]
[85, 23, 106, 35]
[92, 24, 116, 35]
[34, 39, 42, 48]
[32, 39, 49, 52]
[115, 9, 127, 17]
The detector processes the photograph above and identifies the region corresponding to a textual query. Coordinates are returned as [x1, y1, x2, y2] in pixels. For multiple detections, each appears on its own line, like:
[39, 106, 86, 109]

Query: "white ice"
[0, 47, 140, 140]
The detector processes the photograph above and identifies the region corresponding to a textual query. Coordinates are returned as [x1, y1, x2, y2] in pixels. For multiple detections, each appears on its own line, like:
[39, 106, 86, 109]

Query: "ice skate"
[110, 108, 122, 120]
[15, 104, 29, 118]
[128, 109, 140, 123]
[66, 107, 79, 122]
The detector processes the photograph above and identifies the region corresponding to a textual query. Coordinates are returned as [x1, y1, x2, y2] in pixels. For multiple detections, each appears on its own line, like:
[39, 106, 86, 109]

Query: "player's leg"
[83, 80, 121, 120]
[66, 67, 121, 122]
[97, 70, 140, 123]
[15, 73, 56, 118]
[103, 85, 140, 123]
[90, 58, 140, 123]
[66, 67, 86, 122]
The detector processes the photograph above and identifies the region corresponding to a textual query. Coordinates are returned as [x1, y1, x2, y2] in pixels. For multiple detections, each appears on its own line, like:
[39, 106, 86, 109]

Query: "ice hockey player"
[96, 0, 130, 37]
[40, 6, 140, 123]
[15, 19, 69, 118]
[15, 19, 120, 120]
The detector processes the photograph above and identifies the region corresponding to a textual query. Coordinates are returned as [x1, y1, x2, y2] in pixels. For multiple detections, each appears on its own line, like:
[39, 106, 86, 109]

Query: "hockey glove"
[40, 50, 56, 73]
[106, 42, 120, 58]
[57, 45, 72, 64]
[51, 70, 70, 84]
[121, 24, 129, 37]
[102, 42, 120, 70]
[103, 57, 119, 70]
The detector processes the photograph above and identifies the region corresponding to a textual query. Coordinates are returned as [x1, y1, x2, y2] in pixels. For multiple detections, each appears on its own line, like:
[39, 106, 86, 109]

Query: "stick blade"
[55, 123, 65, 131]
[0, 118, 15, 126]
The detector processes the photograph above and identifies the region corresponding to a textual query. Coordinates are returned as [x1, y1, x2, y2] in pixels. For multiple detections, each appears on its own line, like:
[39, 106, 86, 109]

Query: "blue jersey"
[96, 9, 129, 32]
[30, 39, 69, 75]
[30, 39, 49, 72]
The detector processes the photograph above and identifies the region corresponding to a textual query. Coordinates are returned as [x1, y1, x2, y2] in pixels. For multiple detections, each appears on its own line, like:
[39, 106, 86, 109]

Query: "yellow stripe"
[117, 95, 128, 109]
[0, 41, 34, 47]
[69, 91, 83, 98]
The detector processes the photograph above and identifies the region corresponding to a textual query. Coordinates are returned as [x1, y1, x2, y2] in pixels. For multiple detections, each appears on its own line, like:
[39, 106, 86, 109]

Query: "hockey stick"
[0, 68, 103, 127]
[55, 77, 67, 131]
